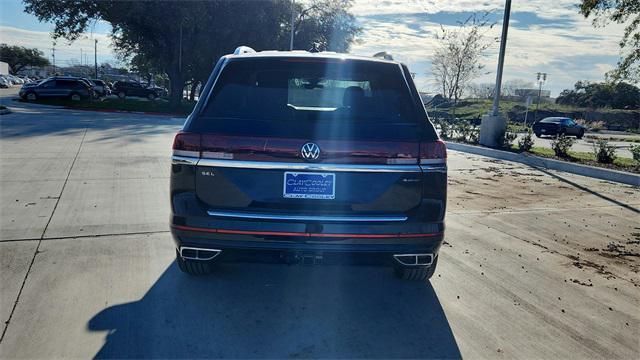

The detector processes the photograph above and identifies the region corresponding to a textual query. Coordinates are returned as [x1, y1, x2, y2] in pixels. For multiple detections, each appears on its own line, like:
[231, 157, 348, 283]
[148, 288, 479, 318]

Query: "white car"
[8, 75, 24, 84]
[0, 76, 10, 88]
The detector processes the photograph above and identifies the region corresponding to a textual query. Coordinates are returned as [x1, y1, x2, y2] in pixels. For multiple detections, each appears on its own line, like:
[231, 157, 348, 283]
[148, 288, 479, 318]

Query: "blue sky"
[0, 0, 625, 96]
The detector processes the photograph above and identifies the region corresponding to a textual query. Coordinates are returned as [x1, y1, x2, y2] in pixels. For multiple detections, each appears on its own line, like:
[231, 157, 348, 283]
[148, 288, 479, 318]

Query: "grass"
[509, 145, 639, 173]
[584, 135, 640, 143]
[507, 122, 528, 133]
[22, 97, 196, 115]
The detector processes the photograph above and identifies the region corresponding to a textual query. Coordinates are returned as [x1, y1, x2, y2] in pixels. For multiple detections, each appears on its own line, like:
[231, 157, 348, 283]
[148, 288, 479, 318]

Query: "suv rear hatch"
[178, 57, 445, 221]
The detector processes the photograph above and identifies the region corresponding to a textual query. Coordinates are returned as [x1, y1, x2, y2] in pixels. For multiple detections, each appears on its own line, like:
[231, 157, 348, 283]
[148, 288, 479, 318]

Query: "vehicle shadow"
[88, 262, 461, 359]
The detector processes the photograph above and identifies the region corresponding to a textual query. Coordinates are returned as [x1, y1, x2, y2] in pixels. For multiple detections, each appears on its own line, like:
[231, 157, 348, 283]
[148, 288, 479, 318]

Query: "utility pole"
[490, 0, 511, 117]
[533, 72, 547, 123]
[479, 0, 511, 147]
[51, 41, 56, 75]
[289, 0, 295, 50]
[94, 39, 98, 78]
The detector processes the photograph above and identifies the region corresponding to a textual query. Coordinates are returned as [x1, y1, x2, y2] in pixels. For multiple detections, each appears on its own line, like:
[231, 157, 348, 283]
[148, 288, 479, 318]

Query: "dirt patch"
[567, 254, 617, 279]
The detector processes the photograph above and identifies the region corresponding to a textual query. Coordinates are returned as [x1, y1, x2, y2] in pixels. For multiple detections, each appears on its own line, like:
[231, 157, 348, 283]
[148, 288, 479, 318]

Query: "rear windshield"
[201, 58, 425, 125]
[540, 118, 565, 123]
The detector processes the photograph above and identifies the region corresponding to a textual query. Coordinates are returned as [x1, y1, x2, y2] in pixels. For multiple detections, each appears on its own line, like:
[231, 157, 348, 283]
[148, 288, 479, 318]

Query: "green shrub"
[593, 139, 617, 164]
[500, 131, 517, 149]
[518, 129, 534, 152]
[551, 134, 575, 157]
[628, 144, 640, 163]
[436, 119, 453, 140]
[455, 120, 479, 144]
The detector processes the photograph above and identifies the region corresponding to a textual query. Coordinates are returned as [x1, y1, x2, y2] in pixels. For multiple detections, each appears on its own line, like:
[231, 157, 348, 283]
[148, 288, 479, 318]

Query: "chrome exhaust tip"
[393, 253, 434, 266]
[179, 246, 222, 261]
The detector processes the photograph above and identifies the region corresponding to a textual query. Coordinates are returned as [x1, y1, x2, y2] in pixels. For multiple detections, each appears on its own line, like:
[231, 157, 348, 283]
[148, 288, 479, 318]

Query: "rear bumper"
[170, 216, 444, 265]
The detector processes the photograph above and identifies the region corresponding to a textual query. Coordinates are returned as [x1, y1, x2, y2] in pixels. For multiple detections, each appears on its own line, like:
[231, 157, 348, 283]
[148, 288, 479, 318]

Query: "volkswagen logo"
[301, 142, 321, 161]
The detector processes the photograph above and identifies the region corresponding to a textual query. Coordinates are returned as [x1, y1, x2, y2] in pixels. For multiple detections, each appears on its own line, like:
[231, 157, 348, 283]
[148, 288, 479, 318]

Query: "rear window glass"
[540, 118, 565, 123]
[201, 58, 424, 125]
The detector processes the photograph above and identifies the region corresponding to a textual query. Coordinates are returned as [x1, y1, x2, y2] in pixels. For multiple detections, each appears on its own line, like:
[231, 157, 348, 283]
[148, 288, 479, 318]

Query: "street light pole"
[479, 0, 512, 147]
[94, 39, 98, 79]
[491, 0, 512, 116]
[533, 72, 547, 122]
[289, 0, 295, 50]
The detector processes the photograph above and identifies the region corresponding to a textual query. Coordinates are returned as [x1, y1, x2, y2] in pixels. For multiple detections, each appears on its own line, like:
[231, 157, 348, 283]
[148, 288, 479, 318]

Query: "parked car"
[147, 85, 168, 97]
[533, 117, 585, 138]
[0, 76, 10, 88]
[5, 75, 23, 85]
[170, 47, 447, 280]
[112, 81, 159, 100]
[90, 79, 111, 96]
[19, 77, 93, 101]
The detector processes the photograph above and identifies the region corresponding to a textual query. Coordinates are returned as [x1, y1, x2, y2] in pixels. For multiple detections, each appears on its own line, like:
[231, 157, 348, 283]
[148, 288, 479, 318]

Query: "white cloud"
[348, 0, 627, 95]
[1, 0, 627, 95]
[0, 25, 120, 66]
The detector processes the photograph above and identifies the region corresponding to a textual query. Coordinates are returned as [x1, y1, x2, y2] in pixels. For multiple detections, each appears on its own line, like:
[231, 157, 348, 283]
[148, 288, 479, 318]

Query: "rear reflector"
[419, 140, 447, 165]
[172, 132, 201, 157]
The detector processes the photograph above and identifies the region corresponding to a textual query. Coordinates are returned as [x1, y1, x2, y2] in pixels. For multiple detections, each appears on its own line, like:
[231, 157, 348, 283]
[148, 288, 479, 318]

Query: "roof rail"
[373, 51, 394, 60]
[233, 46, 256, 55]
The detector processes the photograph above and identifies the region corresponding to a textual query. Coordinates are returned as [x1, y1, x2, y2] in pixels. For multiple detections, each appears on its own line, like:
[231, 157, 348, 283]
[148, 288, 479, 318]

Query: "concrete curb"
[445, 141, 640, 187]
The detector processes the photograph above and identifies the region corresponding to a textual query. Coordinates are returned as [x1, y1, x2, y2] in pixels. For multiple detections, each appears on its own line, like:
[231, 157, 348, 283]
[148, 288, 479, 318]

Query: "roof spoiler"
[233, 46, 256, 55]
[373, 51, 393, 60]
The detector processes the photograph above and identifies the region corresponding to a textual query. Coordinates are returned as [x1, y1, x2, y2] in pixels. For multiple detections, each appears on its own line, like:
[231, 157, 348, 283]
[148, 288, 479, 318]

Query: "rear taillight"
[419, 140, 447, 165]
[172, 132, 201, 157]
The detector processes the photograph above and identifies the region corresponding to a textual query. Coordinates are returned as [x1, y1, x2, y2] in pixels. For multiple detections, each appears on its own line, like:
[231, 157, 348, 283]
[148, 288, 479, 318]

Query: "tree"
[467, 82, 494, 98]
[0, 44, 50, 74]
[555, 80, 639, 109]
[291, 0, 359, 52]
[24, 0, 360, 109]
[431, 13, 495, 110]
[579, 0, 639, 83]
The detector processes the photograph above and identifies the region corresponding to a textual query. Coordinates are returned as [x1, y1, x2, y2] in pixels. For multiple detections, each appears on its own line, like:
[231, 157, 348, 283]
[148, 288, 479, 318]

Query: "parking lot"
[0, 93, 639, 358]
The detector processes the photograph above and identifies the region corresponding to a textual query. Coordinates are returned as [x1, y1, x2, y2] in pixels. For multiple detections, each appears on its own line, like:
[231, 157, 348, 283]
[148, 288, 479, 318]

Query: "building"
[18, 65, 52, 78]
[515, 88, 551, 99]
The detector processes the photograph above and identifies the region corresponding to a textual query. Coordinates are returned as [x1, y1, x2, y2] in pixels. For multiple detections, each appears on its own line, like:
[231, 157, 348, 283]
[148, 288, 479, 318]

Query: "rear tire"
[394, 256, 438, 281]
[69, 93, 82, 101]
[117, 91, 126, 99]
[176, 250, 214, 275]
[25, 91, 37, 101]
[147, 93, 156, 100]
[534, 132, 541, 138]
[577, 130, 584, 139]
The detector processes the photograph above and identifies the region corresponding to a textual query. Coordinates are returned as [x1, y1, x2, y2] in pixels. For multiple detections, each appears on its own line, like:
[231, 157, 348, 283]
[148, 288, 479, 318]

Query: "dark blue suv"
[170, 48, 447, 280]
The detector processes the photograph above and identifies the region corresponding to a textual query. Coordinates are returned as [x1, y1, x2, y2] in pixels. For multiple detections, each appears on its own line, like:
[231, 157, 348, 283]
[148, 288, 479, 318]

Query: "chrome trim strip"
[420, 158, 446, 165]
[207, 210, 407, 222]
[172, 155, 199, 166]
[197, 159, 421, 173]
[173, 150, 199, 158]
[420, 164, 447, 172]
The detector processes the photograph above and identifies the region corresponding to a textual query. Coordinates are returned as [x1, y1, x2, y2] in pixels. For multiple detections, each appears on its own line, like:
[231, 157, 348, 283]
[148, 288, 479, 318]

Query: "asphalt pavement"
[0, 90, 639, 358]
